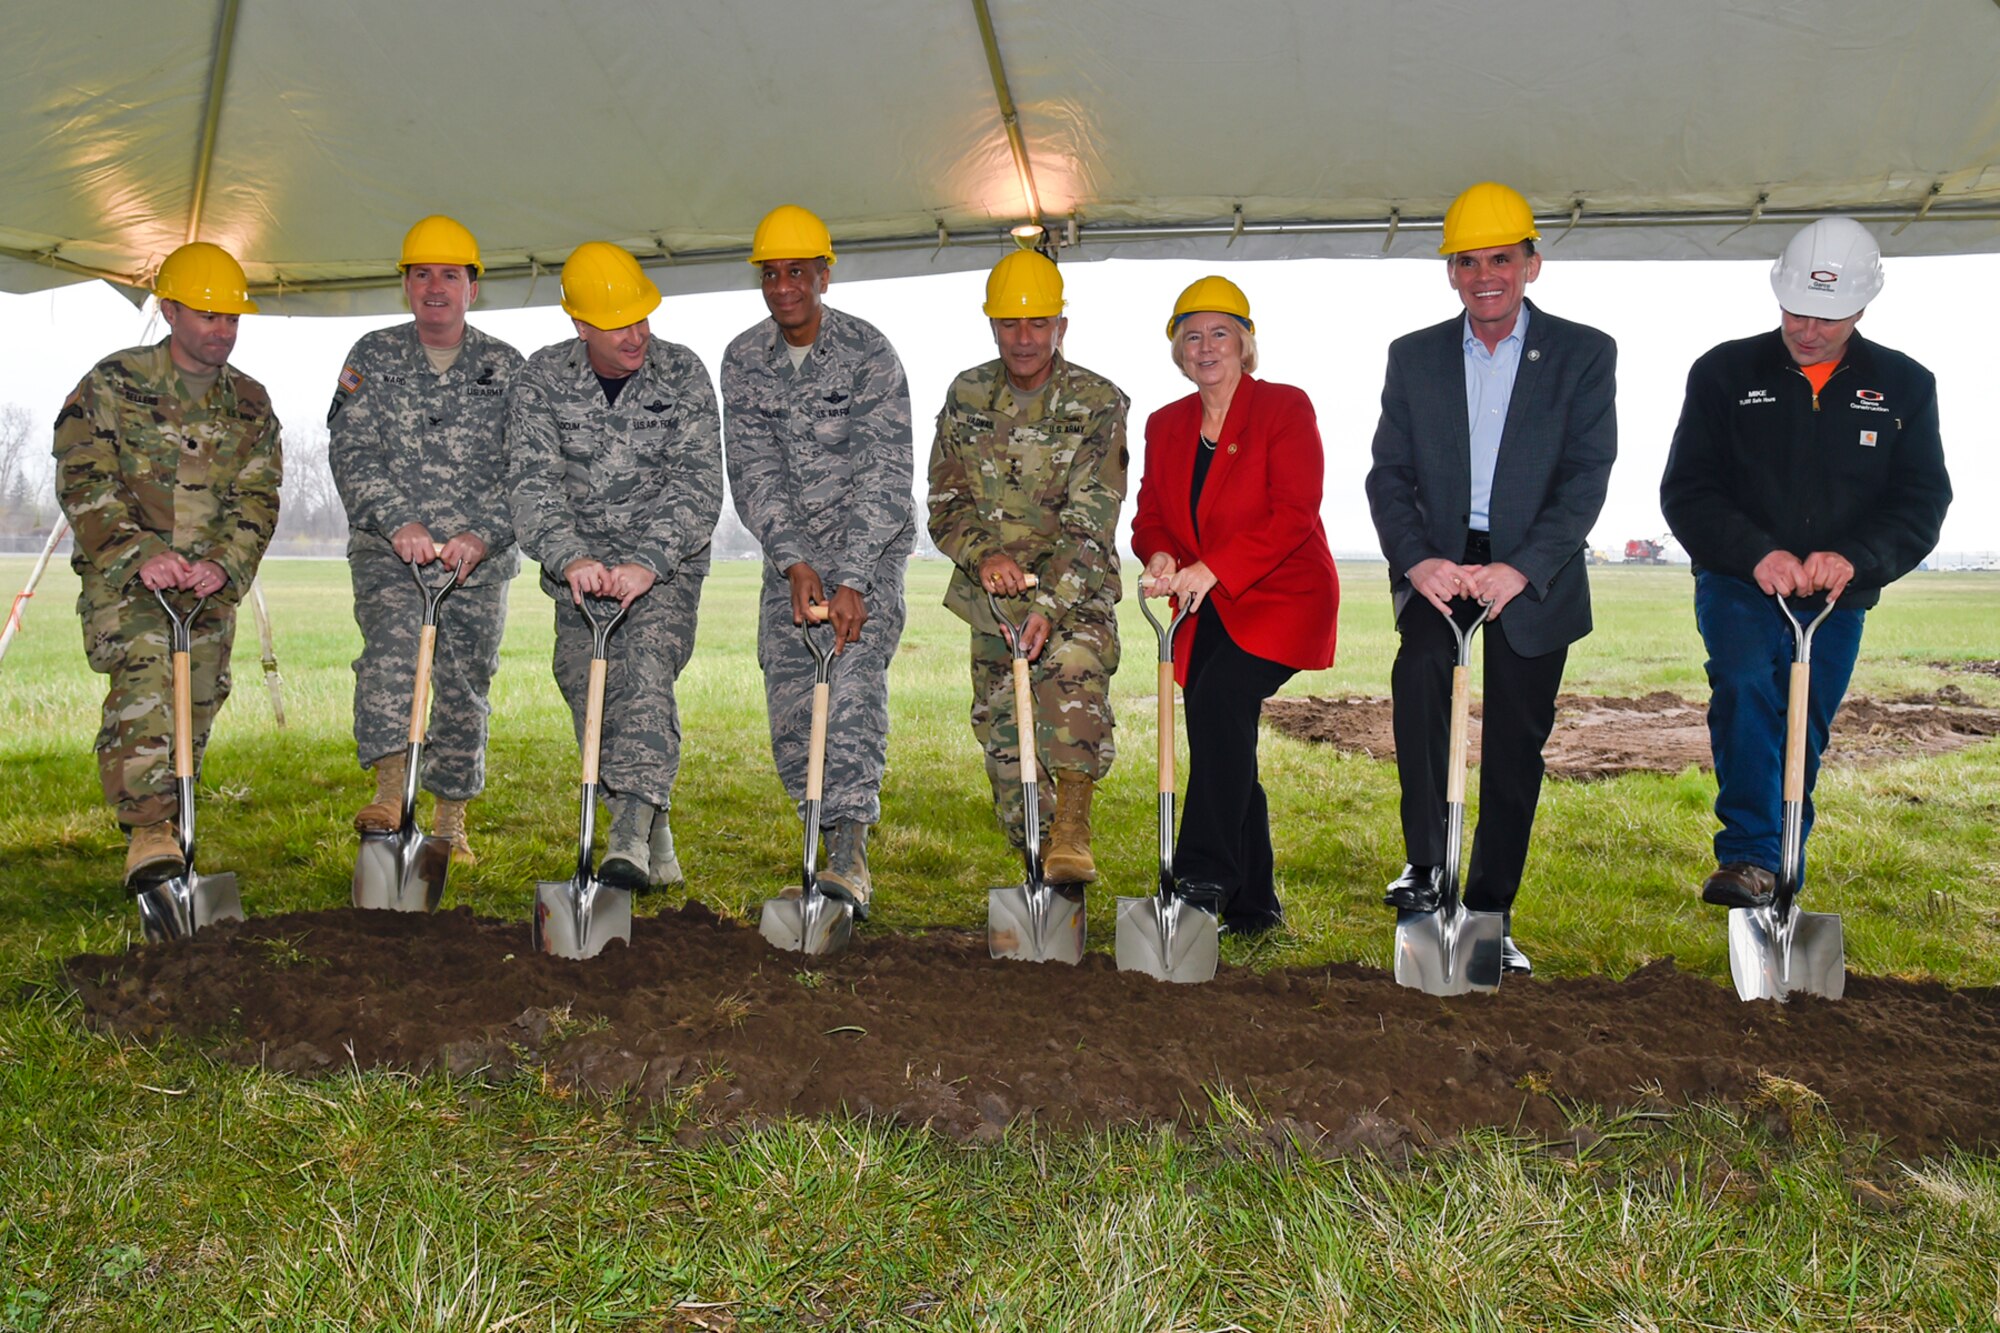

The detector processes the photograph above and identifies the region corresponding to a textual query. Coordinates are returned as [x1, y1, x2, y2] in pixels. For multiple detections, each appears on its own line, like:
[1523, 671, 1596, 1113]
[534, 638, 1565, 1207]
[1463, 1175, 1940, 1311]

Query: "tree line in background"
[0, 401, 952, 561]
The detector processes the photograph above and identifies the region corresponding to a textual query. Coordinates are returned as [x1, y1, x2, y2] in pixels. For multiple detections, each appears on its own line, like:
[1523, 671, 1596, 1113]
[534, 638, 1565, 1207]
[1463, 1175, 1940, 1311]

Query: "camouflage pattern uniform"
[51, 341, 282, 827]
[721, 307, 914, 824]
[927, 355, 1127, 842]
[509, 335, 723, 810]
[328, 322, 523, 800]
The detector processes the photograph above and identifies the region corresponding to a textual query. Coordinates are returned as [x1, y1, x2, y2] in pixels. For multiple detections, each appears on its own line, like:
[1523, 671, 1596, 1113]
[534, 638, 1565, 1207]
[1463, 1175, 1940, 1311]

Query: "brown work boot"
[124, 821, 184, 889]
[1701, 862, 1776, 909]
[433, 798, 476, 865]
[354, 752, 407, 833]
[817, 820, 872, 921]
[1042, 775, 1098, 884]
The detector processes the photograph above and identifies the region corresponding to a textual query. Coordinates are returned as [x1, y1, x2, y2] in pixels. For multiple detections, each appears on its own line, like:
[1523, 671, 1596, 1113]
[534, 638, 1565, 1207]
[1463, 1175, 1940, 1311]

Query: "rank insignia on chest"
[337, 365, 364, 393]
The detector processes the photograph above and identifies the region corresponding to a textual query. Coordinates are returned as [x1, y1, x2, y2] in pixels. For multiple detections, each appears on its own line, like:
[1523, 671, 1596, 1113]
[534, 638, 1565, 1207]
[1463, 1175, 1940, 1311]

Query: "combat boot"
[354, 752, 407, 833]
[647, 807, 684, 892]
[433, 798, 476, 866]
[817, 820, 872, 921]
[1042, 775, 1098, 884]
[124, 821, 184, 889]
[599, 795, 655, 891]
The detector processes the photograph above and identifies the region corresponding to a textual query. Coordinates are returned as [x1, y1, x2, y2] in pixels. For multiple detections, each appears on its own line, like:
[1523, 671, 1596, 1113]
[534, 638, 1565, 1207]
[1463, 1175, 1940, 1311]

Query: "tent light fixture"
[1009, 223, 1045, 248]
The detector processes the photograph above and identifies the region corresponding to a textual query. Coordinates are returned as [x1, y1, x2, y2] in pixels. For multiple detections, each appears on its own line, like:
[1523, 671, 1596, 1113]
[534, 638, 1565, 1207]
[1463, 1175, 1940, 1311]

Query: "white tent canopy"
[5, 0, 2000, 315]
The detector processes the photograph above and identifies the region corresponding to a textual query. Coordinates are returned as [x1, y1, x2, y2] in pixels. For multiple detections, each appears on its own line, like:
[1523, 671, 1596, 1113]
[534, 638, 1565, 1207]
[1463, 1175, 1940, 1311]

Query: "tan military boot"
[647, 808, 683, 892]
[433, 798, 476, 865]
[354, 752, 407, 833]
[598, 795, 656, 891]
[817, 820, 872, 921]
[1043, 775, 1098, 884]
[124, 821, 184, 888]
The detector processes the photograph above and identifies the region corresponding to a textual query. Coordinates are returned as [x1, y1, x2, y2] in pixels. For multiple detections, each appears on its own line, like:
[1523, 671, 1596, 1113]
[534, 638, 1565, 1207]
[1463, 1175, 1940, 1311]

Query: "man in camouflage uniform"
[510, 241, 723, 891]
[927, 251, 1127, 881]
[329, 215, 522, 863]
[721, 205, 913, 919]
[51, 241, 282, 888]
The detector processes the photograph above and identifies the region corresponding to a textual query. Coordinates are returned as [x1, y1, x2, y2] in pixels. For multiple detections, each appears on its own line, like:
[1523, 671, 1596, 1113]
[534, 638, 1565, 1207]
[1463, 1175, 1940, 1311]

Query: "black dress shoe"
[1383, 864, 1442, 912]
[1701, 862, 1776, 909]
[1500, 936, 1532, 975]
[1222, 907, 1285, 937]
[1173, 880, 1229, 915]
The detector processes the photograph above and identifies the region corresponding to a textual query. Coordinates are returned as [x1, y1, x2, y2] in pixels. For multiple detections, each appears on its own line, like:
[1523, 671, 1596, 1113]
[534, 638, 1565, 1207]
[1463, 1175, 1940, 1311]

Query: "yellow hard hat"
[1165, 275, 1253, 338]
[1438, 182, 1540, 255]
[983, 250, 1064, 318]
[748, 205, 836, 266]
[154, 241, 258, 315]
[400, 214, 482, 276]
[560, 242, 660, 328]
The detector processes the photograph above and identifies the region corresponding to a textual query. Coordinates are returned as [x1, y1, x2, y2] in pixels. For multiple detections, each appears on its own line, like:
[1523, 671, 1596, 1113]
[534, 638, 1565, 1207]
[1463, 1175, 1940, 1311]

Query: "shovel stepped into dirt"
[760, 603, 854, 957]
[984, 574, 1086, 965]
[353, 548, 456, 913]
[134, 589, 243, 944]
[1728, 594, 1846, 1002]
[1115, 586, 1220, 983]
[532, 593, 633, 961]
[1392, 598, 1507, 996]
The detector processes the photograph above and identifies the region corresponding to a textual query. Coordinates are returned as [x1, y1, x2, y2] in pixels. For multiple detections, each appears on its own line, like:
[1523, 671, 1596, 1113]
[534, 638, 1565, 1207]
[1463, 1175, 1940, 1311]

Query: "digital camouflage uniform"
[328, 322, 524, 801]
[509, 335, 723, 810]
[721, 307, 914, 825]
[51, 341, 282, 827]
[927, 354, 1127, 842]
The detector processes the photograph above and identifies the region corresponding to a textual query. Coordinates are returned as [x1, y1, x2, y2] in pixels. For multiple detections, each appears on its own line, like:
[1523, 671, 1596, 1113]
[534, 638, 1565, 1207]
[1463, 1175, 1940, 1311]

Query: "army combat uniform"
[52, 342, 282, 829]
[328, 322, 523, 802]
[721, 306, 914, 828]
[927, 354, 1127, 843]
[509, 335, 723, 816]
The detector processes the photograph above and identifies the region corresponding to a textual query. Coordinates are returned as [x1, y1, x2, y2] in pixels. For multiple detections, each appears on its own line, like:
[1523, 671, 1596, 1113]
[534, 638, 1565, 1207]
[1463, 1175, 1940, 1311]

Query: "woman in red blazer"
[1131, 276, 1338, 933]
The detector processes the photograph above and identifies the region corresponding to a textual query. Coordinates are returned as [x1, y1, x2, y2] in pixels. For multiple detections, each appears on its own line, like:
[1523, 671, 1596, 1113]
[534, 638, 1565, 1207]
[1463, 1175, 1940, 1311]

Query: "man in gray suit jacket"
[1365, 181, 1617, 975]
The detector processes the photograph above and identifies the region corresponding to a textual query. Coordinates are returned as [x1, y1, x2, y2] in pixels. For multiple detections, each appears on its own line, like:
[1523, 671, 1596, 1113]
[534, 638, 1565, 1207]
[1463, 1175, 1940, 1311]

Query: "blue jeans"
[1694, 571, 1864, 878]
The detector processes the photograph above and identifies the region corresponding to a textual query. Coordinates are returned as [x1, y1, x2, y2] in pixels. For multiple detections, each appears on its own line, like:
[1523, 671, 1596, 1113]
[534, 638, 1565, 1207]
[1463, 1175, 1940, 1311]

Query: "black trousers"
[1391, 591, 1567, 915]
[1174, 611, 1297, 923]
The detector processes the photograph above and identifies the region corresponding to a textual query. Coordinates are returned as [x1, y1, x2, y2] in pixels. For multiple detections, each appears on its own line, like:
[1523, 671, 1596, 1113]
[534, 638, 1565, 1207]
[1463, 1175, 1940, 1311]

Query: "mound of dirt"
[1263, 691, 2000, 780]
[63, 906, 2000, 1158]
[1935, 659, 2000, 678]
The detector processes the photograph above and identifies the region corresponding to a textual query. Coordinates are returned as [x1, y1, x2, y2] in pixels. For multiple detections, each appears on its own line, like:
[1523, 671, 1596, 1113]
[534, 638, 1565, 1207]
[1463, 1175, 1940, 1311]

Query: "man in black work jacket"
[1661, 216, 1951, 910]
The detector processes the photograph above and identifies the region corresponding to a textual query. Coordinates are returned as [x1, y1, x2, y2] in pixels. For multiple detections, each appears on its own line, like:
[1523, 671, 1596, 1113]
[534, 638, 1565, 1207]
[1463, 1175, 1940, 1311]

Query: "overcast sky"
[2, 252, 1990, 559]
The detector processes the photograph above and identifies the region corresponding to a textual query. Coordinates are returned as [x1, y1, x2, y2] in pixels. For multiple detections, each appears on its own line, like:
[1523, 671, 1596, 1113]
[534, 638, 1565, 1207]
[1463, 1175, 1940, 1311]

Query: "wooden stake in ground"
[0, 519, 68, 668]
[248, 576, 287, 727]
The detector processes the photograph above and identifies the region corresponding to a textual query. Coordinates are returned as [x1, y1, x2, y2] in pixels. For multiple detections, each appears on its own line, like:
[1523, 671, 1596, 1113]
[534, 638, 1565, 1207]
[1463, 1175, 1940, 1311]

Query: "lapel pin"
[1227, 443, 1238, 455]
[1527, 349, 1542, 362]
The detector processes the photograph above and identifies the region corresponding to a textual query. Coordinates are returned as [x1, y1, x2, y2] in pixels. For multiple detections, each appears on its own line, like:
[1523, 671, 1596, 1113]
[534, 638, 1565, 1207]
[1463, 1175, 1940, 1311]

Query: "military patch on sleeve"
[337, 365, 364, 393]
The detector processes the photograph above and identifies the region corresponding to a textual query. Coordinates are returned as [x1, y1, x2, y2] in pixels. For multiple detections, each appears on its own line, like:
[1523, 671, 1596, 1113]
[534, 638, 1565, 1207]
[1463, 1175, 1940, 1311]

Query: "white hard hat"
[1770, 217, 1883, 320]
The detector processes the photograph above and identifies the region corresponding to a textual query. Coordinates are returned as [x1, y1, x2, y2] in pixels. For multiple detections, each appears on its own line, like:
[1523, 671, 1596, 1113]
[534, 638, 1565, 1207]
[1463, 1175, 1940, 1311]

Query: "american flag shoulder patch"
[337, 365, 364, 393]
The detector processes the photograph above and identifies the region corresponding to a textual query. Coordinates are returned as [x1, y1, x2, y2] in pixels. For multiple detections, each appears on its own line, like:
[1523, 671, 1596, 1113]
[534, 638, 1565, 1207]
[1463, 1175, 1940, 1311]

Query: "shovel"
[352, 549, 456, 912]
[759, 604, 854, 956]
[1727, 595, 1846, 1001]
[1115, 586, 1219, 982]
[134, 590, 244, 943]
[985, 575, 1085, 965]
[532, 593, 633, 960]
[1393, 599, 1507, 995]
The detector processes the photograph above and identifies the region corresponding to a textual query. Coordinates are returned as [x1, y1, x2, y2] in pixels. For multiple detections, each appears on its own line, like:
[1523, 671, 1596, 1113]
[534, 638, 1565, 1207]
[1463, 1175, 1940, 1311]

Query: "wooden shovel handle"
[173, 649, 195, 779]
[1157, 660, 1174, 793]
[1012, 656, 1037, 774]
[581, 657, 608, 785]
[407, 624, 437, 744]
[805, 603, 830, 622]
[1446, 663, 1472, 805]
[806, 681, 830, 801]
[1783, 661, 1809, 803]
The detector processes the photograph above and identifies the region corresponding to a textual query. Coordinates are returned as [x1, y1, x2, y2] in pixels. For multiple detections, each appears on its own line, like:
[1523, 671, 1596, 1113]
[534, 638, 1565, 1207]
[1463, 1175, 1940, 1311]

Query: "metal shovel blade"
[759, 886, 854, 957]
[352, 830, 452, 912]
[1393, 905, 1506, 996]
[1728, 906, 1845, 1002]
[135, 870, 243, 944]
[1114, 893, 1219, 984]
[988, 882, 1086, 964]
[532, 877, 632, 960]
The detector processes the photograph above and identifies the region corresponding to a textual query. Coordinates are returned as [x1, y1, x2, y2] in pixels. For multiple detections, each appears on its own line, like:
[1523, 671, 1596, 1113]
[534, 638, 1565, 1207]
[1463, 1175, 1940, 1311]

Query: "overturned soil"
[1264, 689, 2000, 780]
[64, 905, 2000, 1158]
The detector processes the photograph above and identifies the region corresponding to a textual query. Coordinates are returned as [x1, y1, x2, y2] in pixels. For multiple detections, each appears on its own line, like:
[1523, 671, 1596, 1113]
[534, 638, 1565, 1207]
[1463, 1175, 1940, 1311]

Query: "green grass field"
[3, 558, 1998, 1329]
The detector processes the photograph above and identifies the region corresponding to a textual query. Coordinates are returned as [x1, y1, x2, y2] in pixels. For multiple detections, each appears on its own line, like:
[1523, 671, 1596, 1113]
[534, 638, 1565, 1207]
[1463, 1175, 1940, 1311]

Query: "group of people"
[55, 182, 1951, 972]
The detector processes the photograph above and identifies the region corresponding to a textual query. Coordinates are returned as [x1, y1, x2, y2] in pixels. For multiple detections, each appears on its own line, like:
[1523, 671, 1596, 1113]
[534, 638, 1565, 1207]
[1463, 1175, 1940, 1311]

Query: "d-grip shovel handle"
[1137, 590, 1191, 794]
[153, 590, 207, 781]
[802, 603, 833, 805]
[577, 596, 628, 787]
[404, 545, 457, 747]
